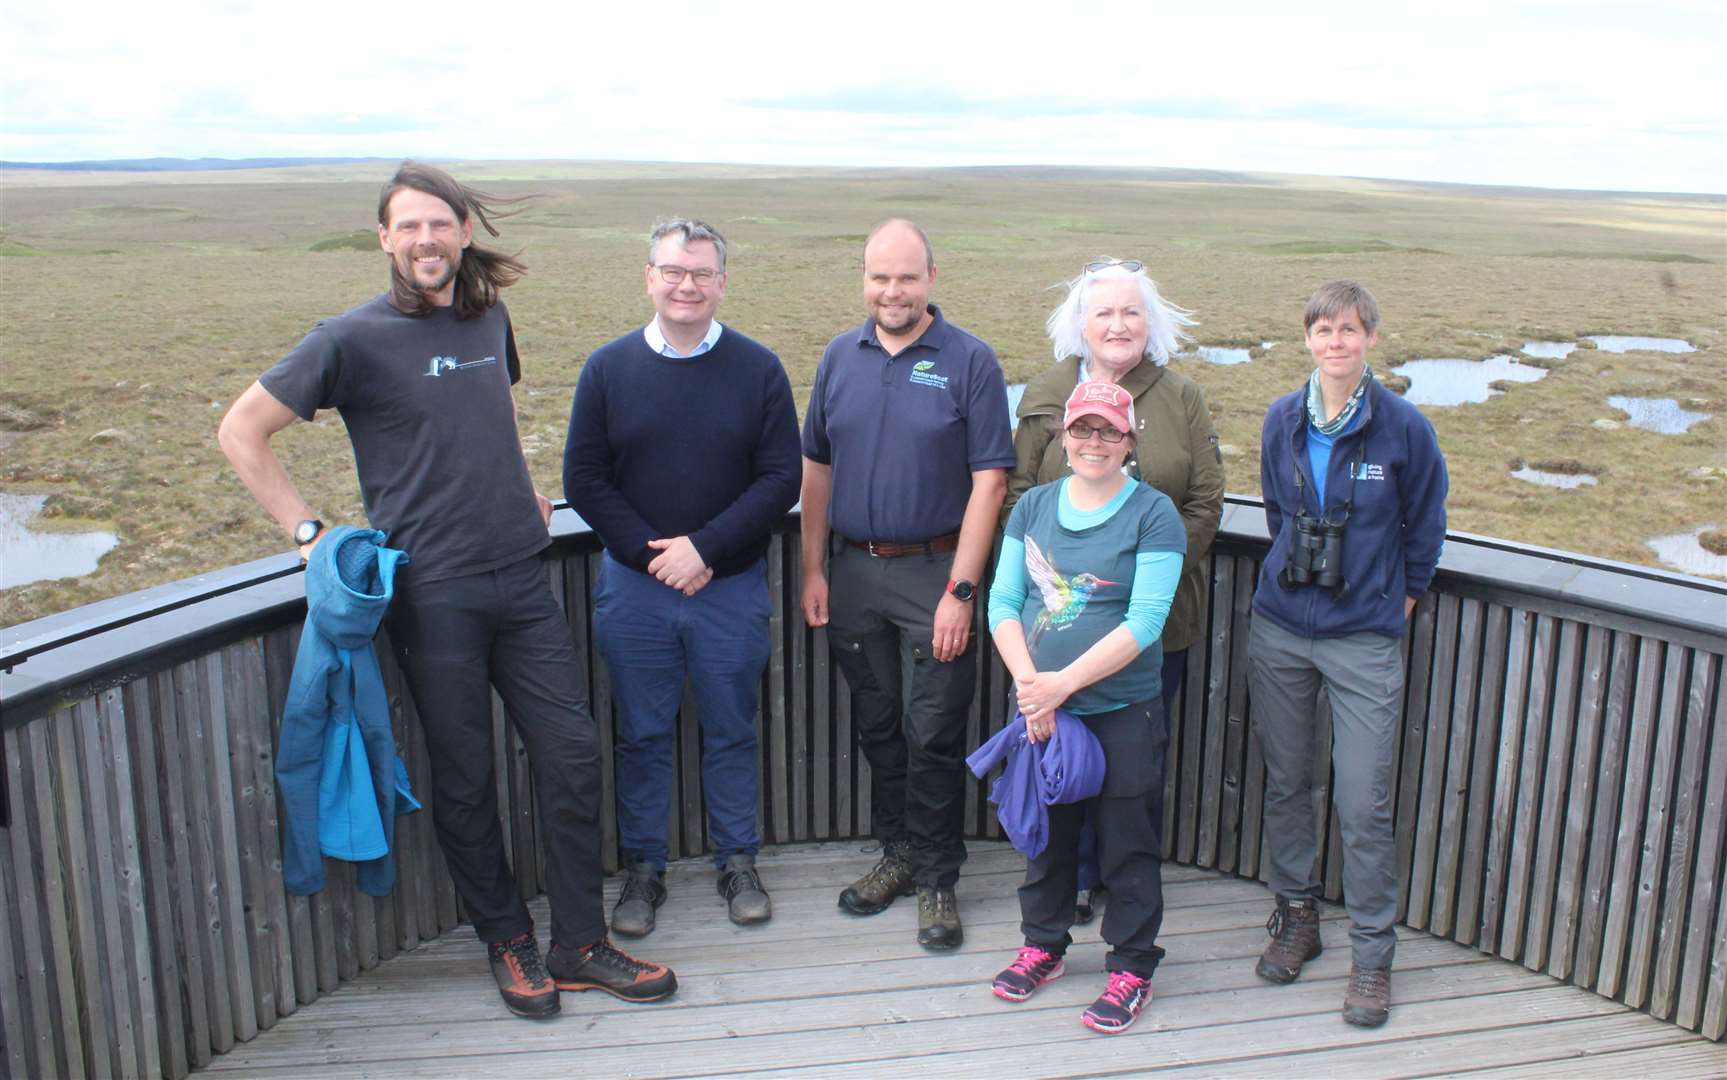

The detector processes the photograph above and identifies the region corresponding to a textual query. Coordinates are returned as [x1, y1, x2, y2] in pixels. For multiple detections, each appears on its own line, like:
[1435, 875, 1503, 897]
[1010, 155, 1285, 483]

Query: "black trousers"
[825, 539, 977, 887]
[1018, 700, 1169, 978]
[385, 554, 606, 950]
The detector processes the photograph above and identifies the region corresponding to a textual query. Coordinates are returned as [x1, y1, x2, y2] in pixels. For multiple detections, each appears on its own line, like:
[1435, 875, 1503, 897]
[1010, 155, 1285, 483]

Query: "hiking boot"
[992, 945, 1065, 1002]
[838, 843, 914, 916]
[547, 938, 678, 1003]
[1256, 895, 1322, 984]
[487, 932, 559, 1019]
[915, 885, 963, 951]
[610, 861, 667, 938]
[1343, 964, 1391, 1027]
[1081, 970, 1152, 1034]
[1075, 885, 1108, 925]
[718, 854, 772, 925]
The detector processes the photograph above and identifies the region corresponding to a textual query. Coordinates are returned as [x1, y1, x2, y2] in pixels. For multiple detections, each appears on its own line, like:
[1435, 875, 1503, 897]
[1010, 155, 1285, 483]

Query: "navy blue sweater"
[562, 327, 802, 576]
[1254, 380, 1448, 639]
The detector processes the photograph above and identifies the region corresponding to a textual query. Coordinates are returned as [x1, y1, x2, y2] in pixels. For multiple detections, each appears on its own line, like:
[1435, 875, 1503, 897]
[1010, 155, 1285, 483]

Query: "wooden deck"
[201, 841, 1724, 1078]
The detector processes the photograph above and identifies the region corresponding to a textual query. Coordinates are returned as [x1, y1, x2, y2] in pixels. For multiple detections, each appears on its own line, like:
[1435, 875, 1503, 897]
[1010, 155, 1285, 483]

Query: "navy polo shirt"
[803, 304, 1015, 542]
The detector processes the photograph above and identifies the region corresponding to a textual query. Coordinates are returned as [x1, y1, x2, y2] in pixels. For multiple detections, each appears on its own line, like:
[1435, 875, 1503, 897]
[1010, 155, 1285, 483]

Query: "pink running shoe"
[1082, 970, 1152, 1033]
[991, 946, 1065, 1002]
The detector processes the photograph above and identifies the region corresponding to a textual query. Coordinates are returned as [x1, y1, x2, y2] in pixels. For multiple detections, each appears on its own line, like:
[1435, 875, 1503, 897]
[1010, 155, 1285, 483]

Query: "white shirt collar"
[644, 317, 724, 358]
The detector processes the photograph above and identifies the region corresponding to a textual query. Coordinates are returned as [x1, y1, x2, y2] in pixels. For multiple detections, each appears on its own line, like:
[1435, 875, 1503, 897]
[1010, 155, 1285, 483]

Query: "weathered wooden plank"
[0, 727, 47, 1080]
[222, 640, 283, 1033]
[199, 651, 260, 1043]
[174, 659, 237, 1056]
[1678, 653, 1727, 1031]
[1624, 643, 1689, 1009]
[257, 625, 313, 1015]
[1392, 591, 1436, 923]
[1480, 608, 1536, 953]
[160, 663, 215, 1068]
[1576, 629, 1637, 992]
[1217, 556, 1252, 874]
[773, 544, 806, 843]
[328, 860, 360, 984]
[675, 679, 703, 859]
[1176, 587, 1205, 864]
[121, 675, 190, 1080]
[1407, 592, 1461, 930]
[1705, 835, 1727, 1040]
[0, 820, 30, 1080]
[1501, 612, 1557, 962]
[1548, 624, 1611, 981]
[1526, 618, 1582, 973]
[1429, 597, 1484, 937]
[1455, 602, 1510, 947]
[1195, 556, 1230, 868]
[95, 687, 160, 1079]
[75, 695, 143, 1080]
[1598, 636, 1665, 999]
[54, 704, 117, 1077]
[1652, 651, 1718, 1021]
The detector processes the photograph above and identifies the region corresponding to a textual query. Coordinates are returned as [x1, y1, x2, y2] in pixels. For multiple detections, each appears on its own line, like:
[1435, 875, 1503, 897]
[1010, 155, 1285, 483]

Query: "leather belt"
[845, 531, 961, 559]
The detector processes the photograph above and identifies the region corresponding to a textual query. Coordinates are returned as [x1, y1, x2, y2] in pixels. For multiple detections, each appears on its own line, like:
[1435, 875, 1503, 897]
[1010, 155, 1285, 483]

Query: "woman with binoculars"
[1247, 279, 1449, 1030]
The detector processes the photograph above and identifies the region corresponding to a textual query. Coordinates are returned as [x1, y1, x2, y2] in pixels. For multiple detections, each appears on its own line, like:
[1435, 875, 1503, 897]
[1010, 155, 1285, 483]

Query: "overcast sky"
[3, 0, 1723, 193]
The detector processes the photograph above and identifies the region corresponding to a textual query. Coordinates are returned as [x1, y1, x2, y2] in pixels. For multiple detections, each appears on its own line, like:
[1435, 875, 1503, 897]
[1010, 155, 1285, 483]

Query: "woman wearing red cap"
[986, 380, 1186, 1034]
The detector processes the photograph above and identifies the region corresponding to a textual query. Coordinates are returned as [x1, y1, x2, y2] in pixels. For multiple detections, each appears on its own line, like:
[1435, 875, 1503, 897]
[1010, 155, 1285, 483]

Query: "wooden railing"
[2, 500, 1724, 1078]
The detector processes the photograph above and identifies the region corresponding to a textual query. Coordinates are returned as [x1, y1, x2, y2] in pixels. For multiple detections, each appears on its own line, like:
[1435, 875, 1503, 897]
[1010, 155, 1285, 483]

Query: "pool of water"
[1511, 467, 1597, 490]
[1390, 355, 1548, 406]
[1587, 336, 1696, 354]
[1647, 527, 1727, 579]
[1606, 396, 1712, 434]
[0, 492, 120, 589]
[1191, 346, 1252, 366]
[1521, 341, 1576, 360]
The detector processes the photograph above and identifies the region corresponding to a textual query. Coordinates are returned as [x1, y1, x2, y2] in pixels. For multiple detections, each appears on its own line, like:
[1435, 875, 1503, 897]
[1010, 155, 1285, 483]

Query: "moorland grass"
[1, 162, 1723, 625]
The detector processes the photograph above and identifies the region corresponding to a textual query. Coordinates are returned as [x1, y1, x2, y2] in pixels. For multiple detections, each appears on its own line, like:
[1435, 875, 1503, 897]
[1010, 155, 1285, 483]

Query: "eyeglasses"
[652, 264, 722, 286]
[1066, 421, 1127, 443]
[1084, 259, 1144, 274]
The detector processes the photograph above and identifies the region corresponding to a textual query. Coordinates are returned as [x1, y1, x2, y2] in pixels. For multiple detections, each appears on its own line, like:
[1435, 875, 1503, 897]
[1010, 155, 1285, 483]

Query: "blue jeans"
[594, 553, 770, 870]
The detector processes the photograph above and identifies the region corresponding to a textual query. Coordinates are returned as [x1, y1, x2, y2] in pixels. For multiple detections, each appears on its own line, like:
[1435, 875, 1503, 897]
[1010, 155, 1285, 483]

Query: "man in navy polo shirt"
[564, 218, 802, 939]
[800, 218, 1014, 950]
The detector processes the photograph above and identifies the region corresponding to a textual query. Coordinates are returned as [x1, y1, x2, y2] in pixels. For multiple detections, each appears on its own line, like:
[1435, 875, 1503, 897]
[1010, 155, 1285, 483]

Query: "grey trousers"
[1248, 614, 1403, 969]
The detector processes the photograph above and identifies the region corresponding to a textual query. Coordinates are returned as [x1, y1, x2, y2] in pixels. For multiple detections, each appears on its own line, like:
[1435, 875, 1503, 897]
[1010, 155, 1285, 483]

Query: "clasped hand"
[647, 536, 712, 596]
[1016, 670, 1073, 744]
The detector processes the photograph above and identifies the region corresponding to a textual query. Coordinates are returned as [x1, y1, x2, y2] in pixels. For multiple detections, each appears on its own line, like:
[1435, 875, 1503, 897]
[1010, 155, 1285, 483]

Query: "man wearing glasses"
[564, 218, 802, 939]
[800, 218, 1014, 950]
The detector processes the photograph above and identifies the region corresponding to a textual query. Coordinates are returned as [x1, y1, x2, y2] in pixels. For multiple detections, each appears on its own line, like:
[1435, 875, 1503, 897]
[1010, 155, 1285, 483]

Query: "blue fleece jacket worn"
[1255, 379, 1448, 639]
[277, 527, 419, 897]
[965, 710, 1105, 858]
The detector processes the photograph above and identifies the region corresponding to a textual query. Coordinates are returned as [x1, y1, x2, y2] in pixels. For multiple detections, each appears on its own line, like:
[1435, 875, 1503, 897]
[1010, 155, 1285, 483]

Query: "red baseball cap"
[1063, 381, 1136, 436]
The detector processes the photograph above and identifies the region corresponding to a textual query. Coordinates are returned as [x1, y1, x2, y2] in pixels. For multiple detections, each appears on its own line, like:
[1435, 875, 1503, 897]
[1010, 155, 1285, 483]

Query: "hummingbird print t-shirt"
[994, 478, 1186, 714]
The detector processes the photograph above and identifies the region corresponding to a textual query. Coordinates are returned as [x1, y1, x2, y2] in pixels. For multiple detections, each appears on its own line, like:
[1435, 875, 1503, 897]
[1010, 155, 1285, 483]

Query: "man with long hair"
[218, 161, 677, 1019]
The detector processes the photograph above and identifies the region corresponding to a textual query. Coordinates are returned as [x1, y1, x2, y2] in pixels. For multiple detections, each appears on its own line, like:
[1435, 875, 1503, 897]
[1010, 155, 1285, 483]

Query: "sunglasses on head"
[1084, 258, 1144, 274]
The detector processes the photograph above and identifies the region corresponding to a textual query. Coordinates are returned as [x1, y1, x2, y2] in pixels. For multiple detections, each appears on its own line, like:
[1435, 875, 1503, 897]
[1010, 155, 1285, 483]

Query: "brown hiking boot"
[1256, 895, 1322, 983]
[838, 843, 914, 916]
[915, 885, 963, 950]
[487, 932, 560, 1018]
[1343, 964, 1391, 1027]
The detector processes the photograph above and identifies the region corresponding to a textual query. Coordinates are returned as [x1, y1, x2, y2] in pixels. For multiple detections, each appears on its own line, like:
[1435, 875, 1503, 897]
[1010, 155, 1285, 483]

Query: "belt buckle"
[866, 540, 884, 557]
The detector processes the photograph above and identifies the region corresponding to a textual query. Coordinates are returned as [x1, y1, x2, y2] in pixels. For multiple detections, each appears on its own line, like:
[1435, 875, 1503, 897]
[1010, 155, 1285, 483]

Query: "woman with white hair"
[1005, 259, 1226, 922]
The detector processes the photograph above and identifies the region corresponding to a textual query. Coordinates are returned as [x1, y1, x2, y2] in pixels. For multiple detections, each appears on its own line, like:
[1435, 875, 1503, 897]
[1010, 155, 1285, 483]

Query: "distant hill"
[0, 157, 381, 173]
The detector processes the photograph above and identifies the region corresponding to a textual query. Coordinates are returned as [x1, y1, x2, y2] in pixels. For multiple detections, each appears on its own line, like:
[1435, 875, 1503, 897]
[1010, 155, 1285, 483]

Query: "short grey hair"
[1045, 261, 1196, 367]
[648, 217, 727, 271]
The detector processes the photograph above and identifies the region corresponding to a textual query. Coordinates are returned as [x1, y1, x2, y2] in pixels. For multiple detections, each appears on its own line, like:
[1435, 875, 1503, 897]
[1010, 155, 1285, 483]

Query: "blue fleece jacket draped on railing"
[277, 526, 419, 897]
[966, 709, 1106, 858]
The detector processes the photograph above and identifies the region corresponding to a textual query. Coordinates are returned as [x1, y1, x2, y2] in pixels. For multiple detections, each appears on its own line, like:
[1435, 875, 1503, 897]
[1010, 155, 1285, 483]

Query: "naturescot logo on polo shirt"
[909, 359, 949, 390]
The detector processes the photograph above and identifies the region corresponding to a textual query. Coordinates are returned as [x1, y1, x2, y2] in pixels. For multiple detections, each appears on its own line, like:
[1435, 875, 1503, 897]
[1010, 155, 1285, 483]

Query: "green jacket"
[1005, 356, 1225, 653]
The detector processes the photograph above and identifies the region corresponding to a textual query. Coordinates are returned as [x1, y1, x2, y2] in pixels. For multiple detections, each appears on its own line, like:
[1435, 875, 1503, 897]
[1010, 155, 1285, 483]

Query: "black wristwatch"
[947, 578, 976, 602]
[293, 519, 325, 546]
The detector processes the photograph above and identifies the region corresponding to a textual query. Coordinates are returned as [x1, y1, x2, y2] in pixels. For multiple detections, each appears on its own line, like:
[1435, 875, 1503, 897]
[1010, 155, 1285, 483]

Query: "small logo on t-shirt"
[909, 359, 949, 390]
[425, 355, 498, 377]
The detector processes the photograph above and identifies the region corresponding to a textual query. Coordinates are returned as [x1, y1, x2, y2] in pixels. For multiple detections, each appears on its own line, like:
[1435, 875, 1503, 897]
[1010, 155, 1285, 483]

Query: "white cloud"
[2, 0, 1723, 191]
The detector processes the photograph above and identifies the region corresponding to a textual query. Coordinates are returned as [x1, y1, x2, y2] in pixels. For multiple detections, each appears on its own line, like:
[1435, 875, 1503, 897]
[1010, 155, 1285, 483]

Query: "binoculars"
[1282, 510, 1348, 594]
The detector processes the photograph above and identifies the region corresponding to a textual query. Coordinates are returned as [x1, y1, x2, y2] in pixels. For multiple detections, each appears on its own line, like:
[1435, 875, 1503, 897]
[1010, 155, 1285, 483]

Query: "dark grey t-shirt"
[260, 295, 548, 582]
